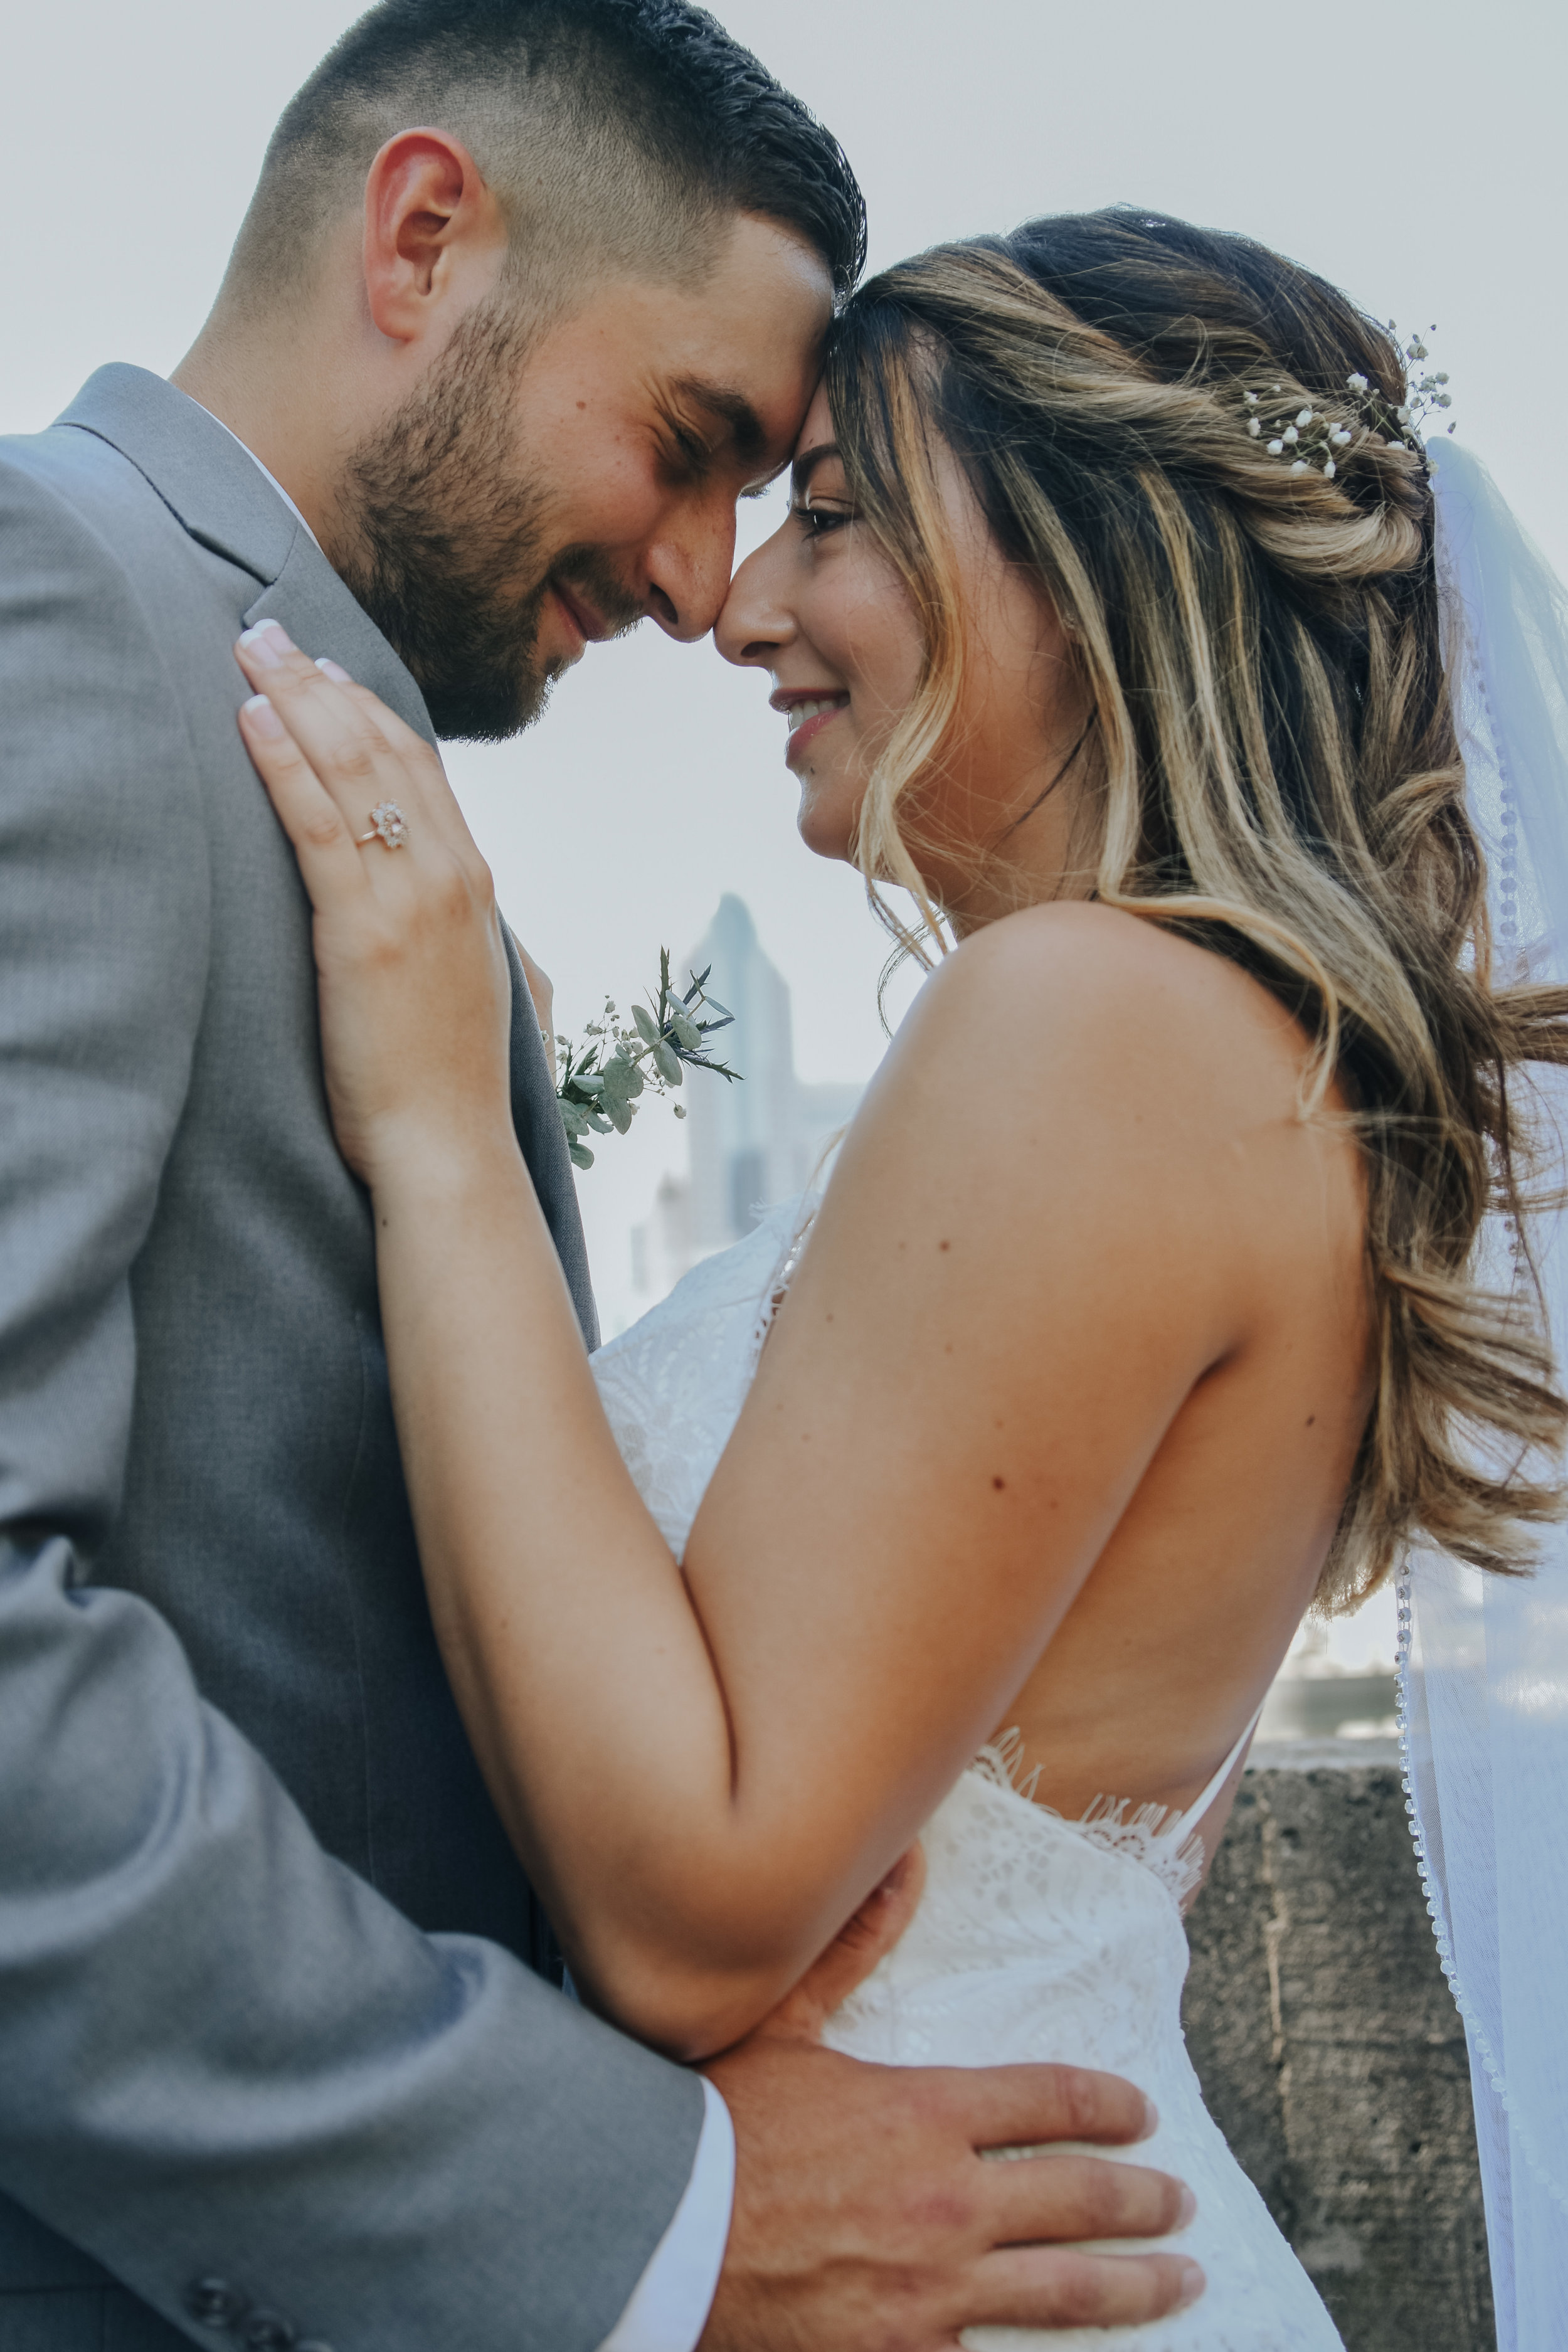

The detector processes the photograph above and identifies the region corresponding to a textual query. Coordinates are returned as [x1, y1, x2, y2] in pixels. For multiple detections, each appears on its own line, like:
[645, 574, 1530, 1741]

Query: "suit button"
[186, 2278, 247, 2329]
[295, 2342, 336, 2352]
[240, 2314, 297, 2351]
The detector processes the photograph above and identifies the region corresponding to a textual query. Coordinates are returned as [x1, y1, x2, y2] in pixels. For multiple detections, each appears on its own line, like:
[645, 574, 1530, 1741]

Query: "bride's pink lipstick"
[771, 687, 850, 765]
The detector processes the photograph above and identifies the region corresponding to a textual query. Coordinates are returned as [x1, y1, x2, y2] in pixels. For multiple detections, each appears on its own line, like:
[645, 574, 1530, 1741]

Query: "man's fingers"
[973, 2245, 1205, 2331]
[940, 2062, 1157, 2151]
[982, 2151, 1193, 2248]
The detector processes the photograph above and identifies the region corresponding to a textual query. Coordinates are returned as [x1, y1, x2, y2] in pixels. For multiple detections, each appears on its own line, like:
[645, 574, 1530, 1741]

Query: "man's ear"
[362, 129, 508, 344]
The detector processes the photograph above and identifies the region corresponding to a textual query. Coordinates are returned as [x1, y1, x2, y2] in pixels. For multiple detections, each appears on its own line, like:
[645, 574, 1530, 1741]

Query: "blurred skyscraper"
[630, 896, 862, 1300]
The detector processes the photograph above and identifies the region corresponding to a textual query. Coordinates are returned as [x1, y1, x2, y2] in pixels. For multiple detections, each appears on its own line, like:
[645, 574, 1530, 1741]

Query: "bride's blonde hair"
[823, 206, 1568, 1606]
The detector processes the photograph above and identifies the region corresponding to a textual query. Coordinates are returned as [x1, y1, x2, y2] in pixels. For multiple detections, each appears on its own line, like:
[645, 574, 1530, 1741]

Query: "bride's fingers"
[238, 693, 371, 908]
[235, 623, 449, 854]
[312, 657, 493, 858]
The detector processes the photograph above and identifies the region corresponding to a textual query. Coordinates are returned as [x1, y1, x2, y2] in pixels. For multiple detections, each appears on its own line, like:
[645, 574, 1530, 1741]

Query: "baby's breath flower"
[1243, 326, 1455, 483]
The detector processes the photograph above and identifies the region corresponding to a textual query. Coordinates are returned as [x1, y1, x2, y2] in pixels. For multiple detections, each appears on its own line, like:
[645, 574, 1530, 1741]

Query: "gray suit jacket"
[0, 367, 701, 2351]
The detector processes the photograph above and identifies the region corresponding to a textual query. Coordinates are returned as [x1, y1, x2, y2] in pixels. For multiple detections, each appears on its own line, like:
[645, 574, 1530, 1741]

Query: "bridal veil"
[1401, 438, 1568, 2348]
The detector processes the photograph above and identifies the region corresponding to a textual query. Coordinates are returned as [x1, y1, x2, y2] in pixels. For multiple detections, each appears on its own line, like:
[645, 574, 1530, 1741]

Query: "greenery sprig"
[553, 950, 741, 1170]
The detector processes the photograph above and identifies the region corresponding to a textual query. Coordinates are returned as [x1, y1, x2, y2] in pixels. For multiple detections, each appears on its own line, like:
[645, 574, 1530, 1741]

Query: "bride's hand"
[745, 1845, 926, 2048]
[235, 622, 516, 1189]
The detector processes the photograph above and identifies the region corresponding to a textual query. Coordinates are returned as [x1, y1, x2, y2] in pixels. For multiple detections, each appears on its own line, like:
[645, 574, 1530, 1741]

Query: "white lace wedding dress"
[592, 1200, 1346, 2350]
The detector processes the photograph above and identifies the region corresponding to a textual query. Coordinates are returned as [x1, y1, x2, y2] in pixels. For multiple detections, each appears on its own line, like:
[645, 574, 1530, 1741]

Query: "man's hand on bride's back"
[236, 623, 517, 1189]
[702, 1851, 1201, 2344]
[702, 2038, 1201, 2346]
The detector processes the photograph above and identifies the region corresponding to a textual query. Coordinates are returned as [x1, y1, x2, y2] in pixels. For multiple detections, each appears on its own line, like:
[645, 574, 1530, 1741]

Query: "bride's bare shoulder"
[894, 900, 1313, 1127]
[815, 898, 1354, 1329]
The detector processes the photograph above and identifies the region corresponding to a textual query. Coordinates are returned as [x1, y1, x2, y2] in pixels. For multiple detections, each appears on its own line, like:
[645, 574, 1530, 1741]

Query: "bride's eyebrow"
[790, 442, 842, 501]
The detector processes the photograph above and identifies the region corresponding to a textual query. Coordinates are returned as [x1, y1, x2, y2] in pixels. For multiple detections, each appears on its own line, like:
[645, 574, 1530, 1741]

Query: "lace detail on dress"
[977, 1731, 1205, 1909]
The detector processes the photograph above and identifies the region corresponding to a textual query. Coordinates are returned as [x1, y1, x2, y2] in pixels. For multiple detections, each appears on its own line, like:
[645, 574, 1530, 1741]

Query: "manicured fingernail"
[239, 620, 294, 667]
[1175, 2184, 1197, 2227]
[315, 657, 352, 683]
[1138, 2094, 1160, 2139]
[1174, 2261, 1205, 2311]
[241, 693, 285, 739]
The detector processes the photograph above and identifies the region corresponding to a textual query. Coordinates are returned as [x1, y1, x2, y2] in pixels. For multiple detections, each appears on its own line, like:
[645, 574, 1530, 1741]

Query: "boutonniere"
[554, 950, 741, 1169]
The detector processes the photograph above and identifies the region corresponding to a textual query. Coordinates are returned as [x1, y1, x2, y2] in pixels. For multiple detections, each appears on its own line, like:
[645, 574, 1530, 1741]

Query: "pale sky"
[8, 0, 1564, 1310]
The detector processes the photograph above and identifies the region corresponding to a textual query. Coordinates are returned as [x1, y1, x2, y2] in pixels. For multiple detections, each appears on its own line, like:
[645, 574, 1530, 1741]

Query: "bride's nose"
[714, 529, 796, 669]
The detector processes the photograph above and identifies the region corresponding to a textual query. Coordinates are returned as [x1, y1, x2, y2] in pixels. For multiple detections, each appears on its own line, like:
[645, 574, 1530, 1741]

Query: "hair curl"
[823, 205, 1568, 1606]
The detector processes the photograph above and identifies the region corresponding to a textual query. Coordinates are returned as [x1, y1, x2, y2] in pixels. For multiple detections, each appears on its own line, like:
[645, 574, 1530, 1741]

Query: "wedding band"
[356, 800, 408, 850]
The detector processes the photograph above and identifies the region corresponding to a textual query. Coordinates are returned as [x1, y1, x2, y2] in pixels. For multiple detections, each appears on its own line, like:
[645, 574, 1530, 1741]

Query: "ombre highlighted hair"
[822, 206, 1568, 1605]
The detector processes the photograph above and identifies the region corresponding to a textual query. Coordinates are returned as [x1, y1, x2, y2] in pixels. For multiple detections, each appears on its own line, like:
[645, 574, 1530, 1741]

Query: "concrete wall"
[1182, 1758, 1495, 2350]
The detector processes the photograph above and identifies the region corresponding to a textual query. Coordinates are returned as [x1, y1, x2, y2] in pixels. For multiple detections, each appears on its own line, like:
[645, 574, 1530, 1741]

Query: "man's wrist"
[598, 2079, 734, 2352]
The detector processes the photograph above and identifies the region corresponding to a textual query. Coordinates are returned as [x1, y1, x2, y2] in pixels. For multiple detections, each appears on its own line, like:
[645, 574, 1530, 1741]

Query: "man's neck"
[172, 325, 341, 552]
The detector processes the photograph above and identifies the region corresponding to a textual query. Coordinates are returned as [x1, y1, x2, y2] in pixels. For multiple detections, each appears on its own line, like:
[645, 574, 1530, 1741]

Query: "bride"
[234, 209, 1568, 2345]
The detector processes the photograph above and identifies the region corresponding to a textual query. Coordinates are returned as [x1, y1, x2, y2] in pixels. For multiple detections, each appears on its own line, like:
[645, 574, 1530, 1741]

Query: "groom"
[0, 4, 1199, 2346]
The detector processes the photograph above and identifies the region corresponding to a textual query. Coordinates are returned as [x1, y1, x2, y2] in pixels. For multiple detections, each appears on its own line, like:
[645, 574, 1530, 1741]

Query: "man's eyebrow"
[669, 376, 770, 468]
[790, 442, 840, 499]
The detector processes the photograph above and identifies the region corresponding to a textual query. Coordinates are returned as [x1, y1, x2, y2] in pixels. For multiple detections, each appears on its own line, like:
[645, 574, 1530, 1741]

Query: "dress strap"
[1155, 1703, 1264, 1843]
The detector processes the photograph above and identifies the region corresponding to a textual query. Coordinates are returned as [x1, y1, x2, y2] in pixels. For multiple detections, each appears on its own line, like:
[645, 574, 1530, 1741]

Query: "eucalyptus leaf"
[669, 1010, 702, 1051]
[652, 1040, 682, 1084]
[632, 1004, 660, 1046]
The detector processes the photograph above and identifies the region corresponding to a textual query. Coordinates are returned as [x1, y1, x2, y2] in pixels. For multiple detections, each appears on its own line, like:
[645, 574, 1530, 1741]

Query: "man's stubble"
[334, 297, 641, 741]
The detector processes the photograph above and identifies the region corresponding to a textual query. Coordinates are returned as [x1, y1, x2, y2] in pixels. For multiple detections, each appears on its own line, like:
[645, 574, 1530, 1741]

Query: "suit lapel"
[239, 536, 437, 746]
[55, 364, 598, 1347]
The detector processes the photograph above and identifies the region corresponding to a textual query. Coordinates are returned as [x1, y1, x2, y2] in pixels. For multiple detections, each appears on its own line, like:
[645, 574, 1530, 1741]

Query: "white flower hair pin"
[1242, 324, 1454, 480]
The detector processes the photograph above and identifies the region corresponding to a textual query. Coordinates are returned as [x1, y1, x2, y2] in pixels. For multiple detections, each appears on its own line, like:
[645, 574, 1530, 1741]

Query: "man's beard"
[334, 299, 641, 741]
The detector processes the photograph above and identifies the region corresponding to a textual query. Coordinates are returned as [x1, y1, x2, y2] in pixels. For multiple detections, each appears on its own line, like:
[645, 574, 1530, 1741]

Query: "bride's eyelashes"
[792, 497, 854, 538]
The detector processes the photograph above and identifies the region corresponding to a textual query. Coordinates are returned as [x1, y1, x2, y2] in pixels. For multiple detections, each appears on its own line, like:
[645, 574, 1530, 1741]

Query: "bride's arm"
[237, 634, 1242, 2058]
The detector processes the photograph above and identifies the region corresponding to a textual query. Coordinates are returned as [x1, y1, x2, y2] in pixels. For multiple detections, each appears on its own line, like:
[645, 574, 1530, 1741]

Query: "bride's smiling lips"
[771, 684, 850, 763]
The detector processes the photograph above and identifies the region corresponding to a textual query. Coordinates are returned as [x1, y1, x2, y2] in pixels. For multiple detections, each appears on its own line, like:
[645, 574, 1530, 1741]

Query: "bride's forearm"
[366, 1133, 807, 2053]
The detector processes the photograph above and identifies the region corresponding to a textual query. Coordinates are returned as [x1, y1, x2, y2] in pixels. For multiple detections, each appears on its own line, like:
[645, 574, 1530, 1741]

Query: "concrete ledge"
[1182, 1756, 1494, 2351]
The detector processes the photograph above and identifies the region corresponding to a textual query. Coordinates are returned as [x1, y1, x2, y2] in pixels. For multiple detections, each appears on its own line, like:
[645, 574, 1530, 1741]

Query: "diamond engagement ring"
[356, 800, 409, 850]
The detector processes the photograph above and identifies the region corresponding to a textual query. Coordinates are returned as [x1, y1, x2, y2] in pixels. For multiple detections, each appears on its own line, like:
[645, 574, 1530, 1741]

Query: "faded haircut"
[223, 0, 865, 312]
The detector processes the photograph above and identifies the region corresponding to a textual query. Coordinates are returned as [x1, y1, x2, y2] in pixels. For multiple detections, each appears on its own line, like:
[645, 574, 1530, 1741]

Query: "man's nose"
[644, 502, 739, 644]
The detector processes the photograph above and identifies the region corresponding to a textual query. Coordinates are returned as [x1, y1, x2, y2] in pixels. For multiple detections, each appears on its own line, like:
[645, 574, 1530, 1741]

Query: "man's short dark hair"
[228, 0, 865, 307]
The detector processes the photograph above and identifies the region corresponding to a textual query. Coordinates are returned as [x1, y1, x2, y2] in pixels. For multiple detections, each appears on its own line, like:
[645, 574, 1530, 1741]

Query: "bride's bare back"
[693, 898, 1370, 1926]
